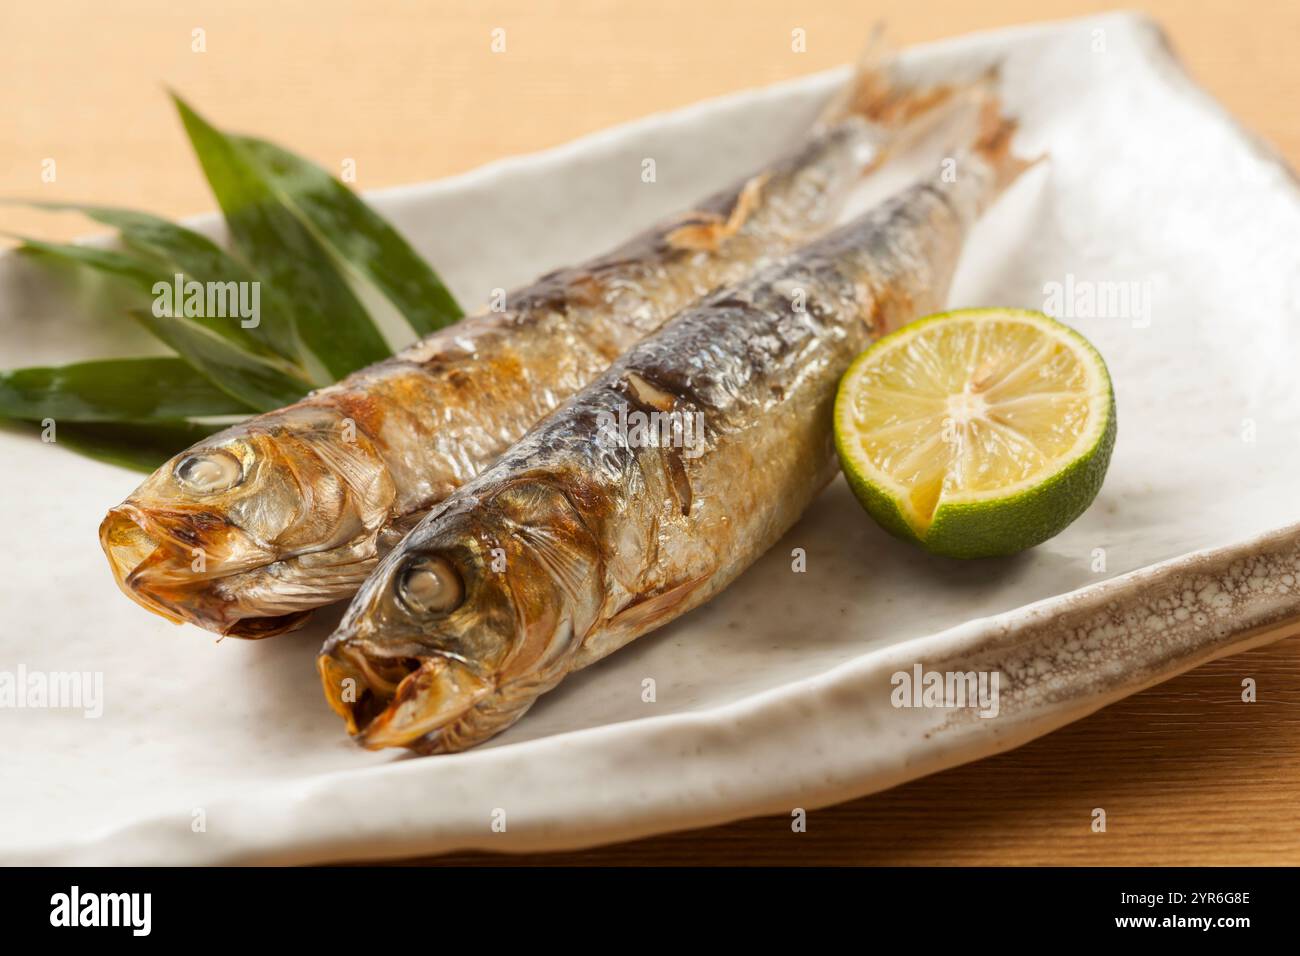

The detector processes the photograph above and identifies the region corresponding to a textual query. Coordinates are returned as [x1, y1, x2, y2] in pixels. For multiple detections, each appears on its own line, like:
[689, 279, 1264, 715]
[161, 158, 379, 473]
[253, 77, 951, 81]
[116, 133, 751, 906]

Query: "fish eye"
[175, 450, 243, 495]
[397, 556, 464, 616]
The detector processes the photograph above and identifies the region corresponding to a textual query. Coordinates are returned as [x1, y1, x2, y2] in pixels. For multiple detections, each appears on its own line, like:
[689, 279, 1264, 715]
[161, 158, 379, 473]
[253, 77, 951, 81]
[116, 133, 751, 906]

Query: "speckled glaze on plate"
[2, 12, 1299, 864]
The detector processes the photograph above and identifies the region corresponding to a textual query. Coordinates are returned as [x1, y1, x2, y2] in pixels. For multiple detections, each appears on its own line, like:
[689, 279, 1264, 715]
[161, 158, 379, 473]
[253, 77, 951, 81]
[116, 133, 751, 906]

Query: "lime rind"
[833, 308, 1117, 559]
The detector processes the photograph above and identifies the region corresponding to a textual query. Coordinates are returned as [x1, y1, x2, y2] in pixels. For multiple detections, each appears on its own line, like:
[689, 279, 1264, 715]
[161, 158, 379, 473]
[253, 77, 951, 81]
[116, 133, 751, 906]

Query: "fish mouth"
[318, 644, 493, 751]
[99, 504, 308, 638]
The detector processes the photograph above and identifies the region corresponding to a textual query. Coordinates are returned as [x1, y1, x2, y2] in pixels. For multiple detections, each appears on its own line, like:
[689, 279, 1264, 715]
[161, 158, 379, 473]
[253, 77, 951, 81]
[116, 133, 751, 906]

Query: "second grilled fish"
[319, 101, 1033, 753]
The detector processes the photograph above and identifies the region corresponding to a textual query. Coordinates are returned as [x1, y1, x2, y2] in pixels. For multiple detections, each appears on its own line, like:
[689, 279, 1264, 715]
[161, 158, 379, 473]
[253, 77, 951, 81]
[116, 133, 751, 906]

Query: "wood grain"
[4, 0, 1299, 865]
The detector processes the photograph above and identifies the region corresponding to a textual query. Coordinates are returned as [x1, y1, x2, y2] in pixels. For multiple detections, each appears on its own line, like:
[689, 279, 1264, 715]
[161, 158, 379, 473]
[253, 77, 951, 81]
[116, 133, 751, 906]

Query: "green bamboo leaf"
[172, 94, 392, 381]
[11, 227, 294, 364]
[236, 136, 462, 336]
[0, 357, 252, 423]
[130, 309, 311, 412]
[14, 202, 303, 362]
[44, 420, 225, 473]
[14, 237, 160, 292]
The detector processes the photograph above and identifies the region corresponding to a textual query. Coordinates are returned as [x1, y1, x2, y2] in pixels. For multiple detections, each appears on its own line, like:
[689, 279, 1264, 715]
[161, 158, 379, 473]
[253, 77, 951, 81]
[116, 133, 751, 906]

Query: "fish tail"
[817, 26, 994, 134]
[968, 93, 1043, 197]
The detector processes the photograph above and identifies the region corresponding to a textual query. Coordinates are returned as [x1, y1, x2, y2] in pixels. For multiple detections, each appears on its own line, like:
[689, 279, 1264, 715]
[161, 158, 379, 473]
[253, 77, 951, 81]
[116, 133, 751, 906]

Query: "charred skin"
[101, 55, 969, 638]
[321, 120, 1031, 753]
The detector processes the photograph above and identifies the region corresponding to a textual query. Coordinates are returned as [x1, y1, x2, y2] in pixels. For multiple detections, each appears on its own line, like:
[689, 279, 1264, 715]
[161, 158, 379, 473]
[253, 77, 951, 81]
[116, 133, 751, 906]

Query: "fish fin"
[817, 23, 893, 128]
[817, 28, 999, 147]
[816, 25, 942, 130]
[967, 94, 1043, 195]
[665, 173, 769, 252]
[575, 573, 711, 670]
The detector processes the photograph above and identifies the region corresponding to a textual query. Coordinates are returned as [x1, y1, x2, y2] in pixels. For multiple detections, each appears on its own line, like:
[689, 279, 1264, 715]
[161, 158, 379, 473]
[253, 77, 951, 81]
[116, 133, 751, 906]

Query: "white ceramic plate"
[3, 11, 1300, 864]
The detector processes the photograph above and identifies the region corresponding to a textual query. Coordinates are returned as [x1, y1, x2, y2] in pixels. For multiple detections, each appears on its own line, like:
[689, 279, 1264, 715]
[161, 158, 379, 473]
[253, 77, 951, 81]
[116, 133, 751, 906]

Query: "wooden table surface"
[4, 0, 1299, 865]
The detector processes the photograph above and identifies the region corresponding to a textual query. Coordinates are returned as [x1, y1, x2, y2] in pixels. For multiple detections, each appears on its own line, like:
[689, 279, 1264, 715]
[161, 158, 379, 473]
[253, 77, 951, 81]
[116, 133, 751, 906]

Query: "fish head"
[100, 406, 397, 638]
[318, 480, 602, 753]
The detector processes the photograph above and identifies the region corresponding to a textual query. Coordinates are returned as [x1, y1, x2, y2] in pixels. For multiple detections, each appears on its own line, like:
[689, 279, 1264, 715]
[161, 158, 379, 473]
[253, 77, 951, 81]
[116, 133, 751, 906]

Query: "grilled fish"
[100, 46, 970, 638]
[319, 100, 1033, 753]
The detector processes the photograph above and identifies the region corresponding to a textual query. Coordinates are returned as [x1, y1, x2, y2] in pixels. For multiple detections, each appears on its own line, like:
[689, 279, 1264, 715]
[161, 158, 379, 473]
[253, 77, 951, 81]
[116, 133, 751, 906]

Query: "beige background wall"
[3, 1, 1299, 241]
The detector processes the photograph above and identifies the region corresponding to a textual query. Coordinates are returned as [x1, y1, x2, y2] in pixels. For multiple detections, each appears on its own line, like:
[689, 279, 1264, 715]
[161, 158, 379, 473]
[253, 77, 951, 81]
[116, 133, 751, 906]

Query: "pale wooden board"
[4, 0, 1298, 865]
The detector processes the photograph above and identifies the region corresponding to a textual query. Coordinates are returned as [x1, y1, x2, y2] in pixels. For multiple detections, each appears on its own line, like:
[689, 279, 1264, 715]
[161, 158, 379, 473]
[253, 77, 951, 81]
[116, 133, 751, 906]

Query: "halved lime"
[834, 308, 1116, 558]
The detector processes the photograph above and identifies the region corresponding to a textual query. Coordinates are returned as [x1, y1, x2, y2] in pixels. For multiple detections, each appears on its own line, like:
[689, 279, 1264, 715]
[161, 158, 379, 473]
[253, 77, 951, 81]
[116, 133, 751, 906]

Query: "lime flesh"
[834, 308, 1116, 559]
